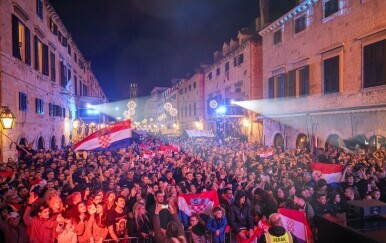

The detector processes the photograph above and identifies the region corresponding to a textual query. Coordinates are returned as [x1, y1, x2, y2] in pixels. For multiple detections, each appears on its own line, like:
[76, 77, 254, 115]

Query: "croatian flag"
[178, 190, 219, 217]
[311, 162, 344, 184]
[278, 208, 312, 243]
[74, 121, 131, 151]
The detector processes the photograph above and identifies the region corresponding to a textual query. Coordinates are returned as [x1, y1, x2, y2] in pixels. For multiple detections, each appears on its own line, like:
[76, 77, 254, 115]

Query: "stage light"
[86, 103, 92, 108]
[230, 99, 236, 105]
[115, 107, 119, 110]
[216, 106, 226, 114]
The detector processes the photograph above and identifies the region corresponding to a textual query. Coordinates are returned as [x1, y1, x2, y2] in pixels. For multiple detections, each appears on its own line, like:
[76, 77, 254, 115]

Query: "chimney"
[259, 0, 270, 27]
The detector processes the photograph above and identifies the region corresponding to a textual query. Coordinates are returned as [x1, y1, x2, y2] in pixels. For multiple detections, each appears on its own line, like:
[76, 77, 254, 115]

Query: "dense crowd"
[0, 136, 385, 243]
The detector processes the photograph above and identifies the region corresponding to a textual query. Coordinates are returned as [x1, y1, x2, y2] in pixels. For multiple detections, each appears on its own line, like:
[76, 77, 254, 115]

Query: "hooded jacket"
[228, 192, 254, 233]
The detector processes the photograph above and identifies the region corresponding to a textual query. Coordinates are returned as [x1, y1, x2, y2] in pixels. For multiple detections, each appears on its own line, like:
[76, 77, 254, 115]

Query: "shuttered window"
[324, 56, 340, 94]
[12, 15, 31, 65]
[363, 39, 386, 88]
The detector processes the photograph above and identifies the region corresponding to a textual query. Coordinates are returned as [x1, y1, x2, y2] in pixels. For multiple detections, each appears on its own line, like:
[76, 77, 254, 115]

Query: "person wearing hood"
[228, 191, 255, 240]
[259, 213, 298, 243]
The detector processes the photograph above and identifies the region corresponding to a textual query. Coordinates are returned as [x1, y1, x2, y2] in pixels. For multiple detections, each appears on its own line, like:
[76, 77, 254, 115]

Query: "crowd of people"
[0, 135, 385, 243]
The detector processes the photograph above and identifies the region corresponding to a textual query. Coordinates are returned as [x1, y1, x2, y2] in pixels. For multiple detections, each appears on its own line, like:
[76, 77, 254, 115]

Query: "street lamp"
[0, 106, 16, 129]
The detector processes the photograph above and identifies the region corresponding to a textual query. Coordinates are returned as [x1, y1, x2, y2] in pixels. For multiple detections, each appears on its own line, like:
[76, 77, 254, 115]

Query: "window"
[55, 105, 62, 117]
[194, 103, 196, 116]
[363, 39, 386, 88]
[225, 62, 229, 72]
[79, 80, 83, 95]
[36, 98, 44, 114]
[49, 103, 55, 116]
[268, 77, 274, 99]
[189, 104, 191, 117]
[288, 70, 296, 98]
[49, 18, 58, 35]
[324, 0, 339, 18]
[58, 31, 62, 44]
[67, 69, 72, 84]
[34, 36, 48, 75]
[273, 29, 282, 45]
[36, 0, 43, 19]
[207, 72, 212, 80]
[19, 92, 27, 111]
[74, 76, 78, 95]
[234, 54, 244, 67]
[61, 37, 68, 47]
[298, 66, 310, 96]
[193, 82, 196, 89]
[179, 89, 183, 95]
[60, 61, 67, 88]
[275, 74, 285, 99]
[12, 15, 31, 65]
[74, 52, 77, 63]
[216, 68, 220, 76]
[235, 84, 242, 93]
[83, 84, 88, 96]
[324, 56, 340, 94]
[189, 85, 191, 91]
[62, 108, 66, 118]
[68, 44, 71, 56]
[294, 15, 306, 34]
[50, 52, 56, 81]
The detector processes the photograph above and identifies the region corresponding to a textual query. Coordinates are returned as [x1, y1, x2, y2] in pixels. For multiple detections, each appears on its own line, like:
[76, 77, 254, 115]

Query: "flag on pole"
[74, 121, 131, 151]
[311, 162, 344, 184]
[178, 190, 219, 217]
[278, 208, 312, 243]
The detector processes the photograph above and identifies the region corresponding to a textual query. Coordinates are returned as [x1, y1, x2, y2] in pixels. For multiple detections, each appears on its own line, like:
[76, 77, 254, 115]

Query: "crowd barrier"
[101, 229, 250, 243]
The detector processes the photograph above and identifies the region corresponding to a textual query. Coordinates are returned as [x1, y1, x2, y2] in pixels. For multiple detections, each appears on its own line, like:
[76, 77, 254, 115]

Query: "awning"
[185, 130, 215, 138]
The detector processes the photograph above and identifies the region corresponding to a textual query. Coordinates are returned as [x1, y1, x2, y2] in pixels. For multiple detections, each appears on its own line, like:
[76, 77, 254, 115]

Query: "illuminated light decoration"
[169, 108, 178, 117]
[209, 100, 218, 109]
[123, 111, 129, 117]
[127, 101, 136, 109]
[164, 103, 172, 111]
[216, 106, 226, 114]
[158, 116, 163, 121]
[143, 119, 147, 123]
[150, 118, 154, 122]
[115, 107, 119, 110]
[259, 0, 316, 34]
[128, 109, 135, 116]
[161, 114, 167, 119]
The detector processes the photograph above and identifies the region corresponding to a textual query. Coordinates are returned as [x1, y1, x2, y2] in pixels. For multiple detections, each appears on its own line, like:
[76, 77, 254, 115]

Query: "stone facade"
[203, 33, 263, 142]
[0, 0, 106, 160]
[259, 0, 386, 149]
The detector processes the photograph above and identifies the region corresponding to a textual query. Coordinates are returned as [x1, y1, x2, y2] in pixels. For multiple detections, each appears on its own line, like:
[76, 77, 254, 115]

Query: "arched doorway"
[37, 137, 44, 151]
[19, 138, 28, 146]
[61, 135, 65, 148]
[296, 134, 309, 149]
[325, 134, 340, 150]
[50, 136, 56, 150]
[273, 133, 284, 148]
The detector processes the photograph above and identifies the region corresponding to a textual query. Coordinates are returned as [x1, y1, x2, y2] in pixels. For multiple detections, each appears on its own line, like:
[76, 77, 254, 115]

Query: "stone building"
[259, 0, 386, 149]
[204, 29, 263, 142]
[144, 87, 168, 131]
[0, 0, 106, 160]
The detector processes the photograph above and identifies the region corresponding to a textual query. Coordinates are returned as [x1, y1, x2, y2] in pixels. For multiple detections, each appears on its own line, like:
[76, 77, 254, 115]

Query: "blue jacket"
[206, 216, 227, 234]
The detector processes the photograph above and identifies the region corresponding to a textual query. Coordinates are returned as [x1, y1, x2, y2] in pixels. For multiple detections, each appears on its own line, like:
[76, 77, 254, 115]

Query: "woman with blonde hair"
[127, 202, 153, 241]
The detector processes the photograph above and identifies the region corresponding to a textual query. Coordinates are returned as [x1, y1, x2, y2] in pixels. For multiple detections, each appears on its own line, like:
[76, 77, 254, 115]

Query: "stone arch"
[61, 135, 65, 148]
[50, 136, 56, 150]
[273, 133, 284, 148]
[19, 137, 28, 146]
[37, 136, 45, 151]
[296, 133, 309, 149]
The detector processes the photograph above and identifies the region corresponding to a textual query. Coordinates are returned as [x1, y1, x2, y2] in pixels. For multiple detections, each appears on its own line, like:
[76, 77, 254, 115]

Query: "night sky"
[50, 0, 295, 100]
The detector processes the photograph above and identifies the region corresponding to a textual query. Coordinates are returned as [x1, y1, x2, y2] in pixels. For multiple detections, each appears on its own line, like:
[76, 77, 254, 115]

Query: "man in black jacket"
[259, 213, 299, 243]
[228, 191, 254, 240]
